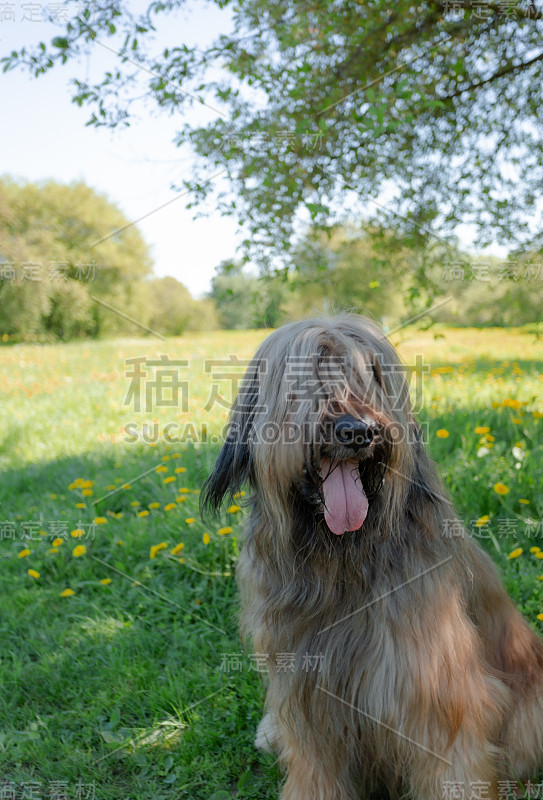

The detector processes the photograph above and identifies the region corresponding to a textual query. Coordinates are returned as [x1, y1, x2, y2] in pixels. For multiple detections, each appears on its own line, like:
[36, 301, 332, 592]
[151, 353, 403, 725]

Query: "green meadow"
[0, 326, 542, 799]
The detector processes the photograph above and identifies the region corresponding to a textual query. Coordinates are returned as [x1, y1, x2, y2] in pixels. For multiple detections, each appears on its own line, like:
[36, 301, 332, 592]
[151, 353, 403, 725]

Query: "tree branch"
[440, 49, 543, 100]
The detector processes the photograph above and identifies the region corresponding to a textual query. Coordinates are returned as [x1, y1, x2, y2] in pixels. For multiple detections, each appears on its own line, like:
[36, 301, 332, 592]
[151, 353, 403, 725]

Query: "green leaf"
[237, 770, 254, 789]
[306, 202, 330, 218]
[109, 706, 121, 729]
[52, 37, 69, 48]
[99, 730, 125, 744]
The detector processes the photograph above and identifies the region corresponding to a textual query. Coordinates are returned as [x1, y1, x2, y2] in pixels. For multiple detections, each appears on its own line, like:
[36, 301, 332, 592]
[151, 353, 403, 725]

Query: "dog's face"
[202, 314, 418, 537]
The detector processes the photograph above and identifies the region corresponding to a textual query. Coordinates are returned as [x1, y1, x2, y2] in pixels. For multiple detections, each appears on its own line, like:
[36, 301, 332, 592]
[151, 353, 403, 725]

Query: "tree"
[44, 279, 92, 340]
[147, 276, 219, 334]
[4, 1, 543, 273]
[290, 226, 413, 321]
[0, 178, 153, 339]
[210, 259, 289, 328]
[435, 252, 543, 326]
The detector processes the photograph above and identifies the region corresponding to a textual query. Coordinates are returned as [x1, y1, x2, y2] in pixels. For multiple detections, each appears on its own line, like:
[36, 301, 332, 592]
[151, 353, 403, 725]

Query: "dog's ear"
[200, 363, 260, 517]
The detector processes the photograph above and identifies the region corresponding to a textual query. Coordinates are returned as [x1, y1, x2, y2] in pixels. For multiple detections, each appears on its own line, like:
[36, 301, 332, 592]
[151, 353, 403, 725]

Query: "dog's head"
[201, 314, 420, 537]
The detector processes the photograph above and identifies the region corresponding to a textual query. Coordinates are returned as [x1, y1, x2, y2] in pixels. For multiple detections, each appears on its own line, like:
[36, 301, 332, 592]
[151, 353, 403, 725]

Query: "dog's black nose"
[334, 415, 374, 450]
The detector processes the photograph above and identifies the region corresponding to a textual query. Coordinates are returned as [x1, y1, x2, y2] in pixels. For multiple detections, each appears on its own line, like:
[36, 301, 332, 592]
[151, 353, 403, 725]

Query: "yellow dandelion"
[179, 557, 185, 564]
[100, 578, 112, 585]
[48, 547, 59, 554]
[493, 483, 509, 495]
[484, 434, 495, 442]
[475, 515, 490, 527]
[519, 498, 530, 505]
[171, 543, 185, 555]
[174, 466, 186, 473]
[71, 529, 84, 538]
[162, 455, 170, 461]
[436, 429, 449, 438]
[227, 505, 241, 514]
[150, 542, 168, 559]
[176, 496, 187, 503]
[138, 510, 149, 517]
[94, 517, 107, 525]
[178, 487, 190, 493]
[218, 526, 233, 536]
[164, 476, 175, 484]
[507, 548, 523, 559]
[50, 493, 57, 499]
[28, 569, 40, 579]
[537, 576, 543, 581]
[233, 491, 246, 499]
[18, 549, 31, 558]
[156, 465, 167, 473]
[82, 480, 93, 488]
[60, 588, 75, 597]
[52, 537, 64, 547]
[474, 426, 490, 434]
[106, 484, 116, 491]
[185, 517, 195, 524]
[529, 547, 541, 554]
[130, 501, 140, 506]
[203, 532, 211, 545]
[164, 503, 176, 511]
[512, 418, 522, 424]
[82, 488, 93, 497]
[75, 503, 85, 509]
[536, 552, 543, 560]
[538, 613, 543, 621]
[149, 502, 160, 509]
[122, 483, 131, 490]
[73, 545, 86, 557]
[502, 398, 521, 409]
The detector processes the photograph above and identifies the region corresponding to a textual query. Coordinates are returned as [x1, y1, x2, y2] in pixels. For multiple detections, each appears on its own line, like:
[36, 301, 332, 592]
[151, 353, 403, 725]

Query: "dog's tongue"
[321, 458, 368, 535]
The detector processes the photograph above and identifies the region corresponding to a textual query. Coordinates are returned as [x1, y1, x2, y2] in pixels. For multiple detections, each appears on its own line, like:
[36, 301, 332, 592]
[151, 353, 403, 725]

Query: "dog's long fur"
[202, 314, 543, 799]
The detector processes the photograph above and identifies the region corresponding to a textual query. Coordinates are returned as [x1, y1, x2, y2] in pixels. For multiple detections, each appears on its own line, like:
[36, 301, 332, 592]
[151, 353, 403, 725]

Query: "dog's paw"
[254, 712, 278, 753]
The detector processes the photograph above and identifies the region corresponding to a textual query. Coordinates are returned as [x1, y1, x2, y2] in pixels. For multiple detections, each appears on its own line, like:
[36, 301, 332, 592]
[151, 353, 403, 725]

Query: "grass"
[0, 325, 542, 798]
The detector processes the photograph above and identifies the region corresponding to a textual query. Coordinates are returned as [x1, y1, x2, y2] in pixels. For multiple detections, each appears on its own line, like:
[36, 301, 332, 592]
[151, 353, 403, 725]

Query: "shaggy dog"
[202, 314, 543, 800]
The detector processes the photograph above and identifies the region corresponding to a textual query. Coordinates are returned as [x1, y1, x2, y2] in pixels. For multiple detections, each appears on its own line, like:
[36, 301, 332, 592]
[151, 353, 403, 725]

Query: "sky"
[1, 0, 242, 298]
[1, 0, 508, 298]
